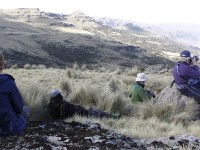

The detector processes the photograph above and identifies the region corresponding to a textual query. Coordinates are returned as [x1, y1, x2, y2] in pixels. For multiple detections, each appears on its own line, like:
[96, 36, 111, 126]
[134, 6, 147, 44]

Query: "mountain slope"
[0, 8, 182, 68]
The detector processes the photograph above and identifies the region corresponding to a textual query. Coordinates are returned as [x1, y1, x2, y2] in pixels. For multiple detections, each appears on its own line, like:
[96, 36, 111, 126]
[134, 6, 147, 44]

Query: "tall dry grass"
[59, 78, 72, 96]
[5, 68, 200, 140]
[19, 82, 50, 122]
[131, 100, 199, 125]
[69, 84, 99, 107]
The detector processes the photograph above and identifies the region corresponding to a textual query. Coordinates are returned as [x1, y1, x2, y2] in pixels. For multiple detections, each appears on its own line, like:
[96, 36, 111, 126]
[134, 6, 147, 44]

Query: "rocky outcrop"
[142, 135, 200, 149]
[156, 85, 195, 104]
[1, 121, 200, 149]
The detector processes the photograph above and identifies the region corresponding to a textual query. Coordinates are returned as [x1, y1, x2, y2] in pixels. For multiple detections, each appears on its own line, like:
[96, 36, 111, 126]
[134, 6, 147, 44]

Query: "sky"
[1, 0, 200, 24]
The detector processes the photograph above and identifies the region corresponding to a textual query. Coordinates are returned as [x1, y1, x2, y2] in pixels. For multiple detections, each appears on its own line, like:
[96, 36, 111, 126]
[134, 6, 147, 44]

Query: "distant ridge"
[0, 8, 192, 69]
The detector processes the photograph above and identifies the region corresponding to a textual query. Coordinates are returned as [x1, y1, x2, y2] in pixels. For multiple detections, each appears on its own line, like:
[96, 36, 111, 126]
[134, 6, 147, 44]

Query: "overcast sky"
[1, 0, 200, 24]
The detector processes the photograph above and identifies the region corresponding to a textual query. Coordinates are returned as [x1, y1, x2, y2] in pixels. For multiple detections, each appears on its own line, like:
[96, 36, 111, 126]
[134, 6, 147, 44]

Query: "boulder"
[156, 85, 195, 104]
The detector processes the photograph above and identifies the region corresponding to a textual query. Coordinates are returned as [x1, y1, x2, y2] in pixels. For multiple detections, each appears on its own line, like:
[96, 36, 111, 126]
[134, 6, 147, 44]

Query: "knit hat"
[136, 73, 147, 81]
[49, 89, 60, 98]
[180, 50, 191, 57]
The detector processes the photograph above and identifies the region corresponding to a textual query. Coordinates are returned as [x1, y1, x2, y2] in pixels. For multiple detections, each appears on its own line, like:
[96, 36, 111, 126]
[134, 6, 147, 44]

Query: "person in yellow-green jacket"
[129, 73, 155, 103]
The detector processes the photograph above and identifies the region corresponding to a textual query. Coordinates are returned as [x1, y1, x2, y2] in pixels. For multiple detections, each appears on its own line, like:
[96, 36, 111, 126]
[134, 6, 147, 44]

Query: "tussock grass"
[115, 68, 122, 75]
[131, 100, 199, 124]
[81, 64, 87, 71]
[146, 74, 173, 93]
[19, 82, 50, 122]
[66, 68, 76, 78]
[97, 90, 132, 115]
[70, 85, 99, 107]
[108, 78, 119, 92]
[122, 76, 135, 86]
[59, 78, 72, 96]
[23, 63, 31, 69]
[73, 63, 79, 71]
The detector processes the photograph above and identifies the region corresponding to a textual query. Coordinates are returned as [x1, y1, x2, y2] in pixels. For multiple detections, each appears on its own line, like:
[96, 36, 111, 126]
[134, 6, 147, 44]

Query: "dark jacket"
[173, 61, 200, 85]
[0, 74, 26, 136]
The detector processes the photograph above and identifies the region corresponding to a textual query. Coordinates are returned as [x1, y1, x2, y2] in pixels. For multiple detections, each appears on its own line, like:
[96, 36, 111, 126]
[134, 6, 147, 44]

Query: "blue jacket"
[173, 61, 200, 85]
[0, 74, 26, 136]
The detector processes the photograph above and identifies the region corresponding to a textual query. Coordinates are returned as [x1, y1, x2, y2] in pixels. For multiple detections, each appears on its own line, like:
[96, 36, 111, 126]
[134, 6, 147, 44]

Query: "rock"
[156, 85, 195, 104]
[141, 135, 200, 149]
[1, 121, 200, 149]
[0, 121, 143, 150]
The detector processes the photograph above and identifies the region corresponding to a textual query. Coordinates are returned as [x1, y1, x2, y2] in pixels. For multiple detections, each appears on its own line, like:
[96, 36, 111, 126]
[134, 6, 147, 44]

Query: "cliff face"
[1, 120, 200, 149]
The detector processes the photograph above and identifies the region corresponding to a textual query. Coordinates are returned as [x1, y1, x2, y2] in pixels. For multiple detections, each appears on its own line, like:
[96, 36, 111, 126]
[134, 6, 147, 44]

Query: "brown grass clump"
[115, 68, 122, 75]
[59, 79, 72, 96]
[70, 85, 99, 107]
[131, 99, 199, 124]
[23, 64, 31, 69]
[66, 68, 76, 78]
[19, 82, 50, 122]
[122, 76, 135, 86]
[73, 63, 79, 71]
[108, 78, 119, 92]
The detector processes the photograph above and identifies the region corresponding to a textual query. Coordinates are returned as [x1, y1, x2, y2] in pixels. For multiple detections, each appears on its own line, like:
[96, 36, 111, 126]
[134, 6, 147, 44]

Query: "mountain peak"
[69, 10, 86, 18]
[0, 8, 45, 17]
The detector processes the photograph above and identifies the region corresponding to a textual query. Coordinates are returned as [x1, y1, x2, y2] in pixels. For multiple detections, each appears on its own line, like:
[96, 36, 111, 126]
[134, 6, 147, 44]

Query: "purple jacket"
[0, 74, 26, 136]
[173, 61, 200, 84]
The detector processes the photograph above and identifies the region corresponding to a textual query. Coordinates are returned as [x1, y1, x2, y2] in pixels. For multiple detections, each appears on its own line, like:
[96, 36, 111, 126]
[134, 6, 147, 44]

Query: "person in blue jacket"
[173, 50, 200, 103]
[0, 54, 29, 136]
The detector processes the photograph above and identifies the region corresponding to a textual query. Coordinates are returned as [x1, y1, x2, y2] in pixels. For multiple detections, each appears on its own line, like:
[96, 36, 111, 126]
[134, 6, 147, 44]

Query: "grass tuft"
[19, 82, 50, 122]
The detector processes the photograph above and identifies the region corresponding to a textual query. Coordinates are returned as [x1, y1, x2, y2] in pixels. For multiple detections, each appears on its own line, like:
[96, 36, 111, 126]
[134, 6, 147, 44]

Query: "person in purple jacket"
[0, 54, 29, 136]
[173, 50, 200, 103]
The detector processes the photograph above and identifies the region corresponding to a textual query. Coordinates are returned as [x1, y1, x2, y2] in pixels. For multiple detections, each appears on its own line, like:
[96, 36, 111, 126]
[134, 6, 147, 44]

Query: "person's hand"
[147, 90, 156, 98]
[193, 56, 199, 61]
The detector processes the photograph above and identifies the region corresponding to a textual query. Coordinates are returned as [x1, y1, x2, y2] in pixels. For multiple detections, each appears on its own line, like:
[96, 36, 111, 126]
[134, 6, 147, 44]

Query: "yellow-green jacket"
[129, 83, 151, 103]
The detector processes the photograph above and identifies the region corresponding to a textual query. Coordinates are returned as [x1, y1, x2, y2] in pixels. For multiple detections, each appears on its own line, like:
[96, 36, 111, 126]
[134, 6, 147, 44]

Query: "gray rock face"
[156, 85, 194, 104]
[142, 135, 200, 149]
[1, 121, 200, 149]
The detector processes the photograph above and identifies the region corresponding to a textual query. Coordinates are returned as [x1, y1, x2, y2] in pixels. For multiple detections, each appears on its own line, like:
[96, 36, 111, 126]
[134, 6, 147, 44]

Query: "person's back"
[0, 54, 27, 136]
[129, 83, 148, 102]
[173, 50, 200, 103]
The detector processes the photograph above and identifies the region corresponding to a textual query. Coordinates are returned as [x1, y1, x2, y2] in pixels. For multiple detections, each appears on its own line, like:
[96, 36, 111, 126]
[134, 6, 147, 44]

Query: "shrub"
[19, 82, 50, 121]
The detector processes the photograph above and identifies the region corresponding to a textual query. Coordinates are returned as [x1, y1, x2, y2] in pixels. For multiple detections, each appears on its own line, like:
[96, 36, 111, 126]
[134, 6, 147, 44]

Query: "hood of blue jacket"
[0, 74, 14, 83]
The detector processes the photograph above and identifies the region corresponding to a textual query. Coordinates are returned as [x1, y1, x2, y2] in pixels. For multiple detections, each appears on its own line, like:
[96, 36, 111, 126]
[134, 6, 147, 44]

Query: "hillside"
[0, 8, 187, 68]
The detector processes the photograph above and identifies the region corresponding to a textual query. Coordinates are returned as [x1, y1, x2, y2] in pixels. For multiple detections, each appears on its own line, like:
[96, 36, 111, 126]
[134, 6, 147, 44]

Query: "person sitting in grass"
[48, 89, 111, 120]
[129, 73, 155, 103]
[173, 50, 200, 103]
[0, 54, 29, 137]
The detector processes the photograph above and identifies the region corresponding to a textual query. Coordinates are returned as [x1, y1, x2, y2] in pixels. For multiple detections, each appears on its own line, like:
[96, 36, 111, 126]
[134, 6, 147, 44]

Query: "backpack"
[48, 93, 65, 120]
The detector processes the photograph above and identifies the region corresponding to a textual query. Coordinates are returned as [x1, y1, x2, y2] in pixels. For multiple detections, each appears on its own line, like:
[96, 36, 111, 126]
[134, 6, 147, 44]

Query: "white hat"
[49, 89, 60, 97]
[136, 73, 147, 81]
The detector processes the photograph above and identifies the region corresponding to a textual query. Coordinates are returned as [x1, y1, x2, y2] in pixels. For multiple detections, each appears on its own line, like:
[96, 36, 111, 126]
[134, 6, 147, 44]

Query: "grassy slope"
[4, 67, 200, 139]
